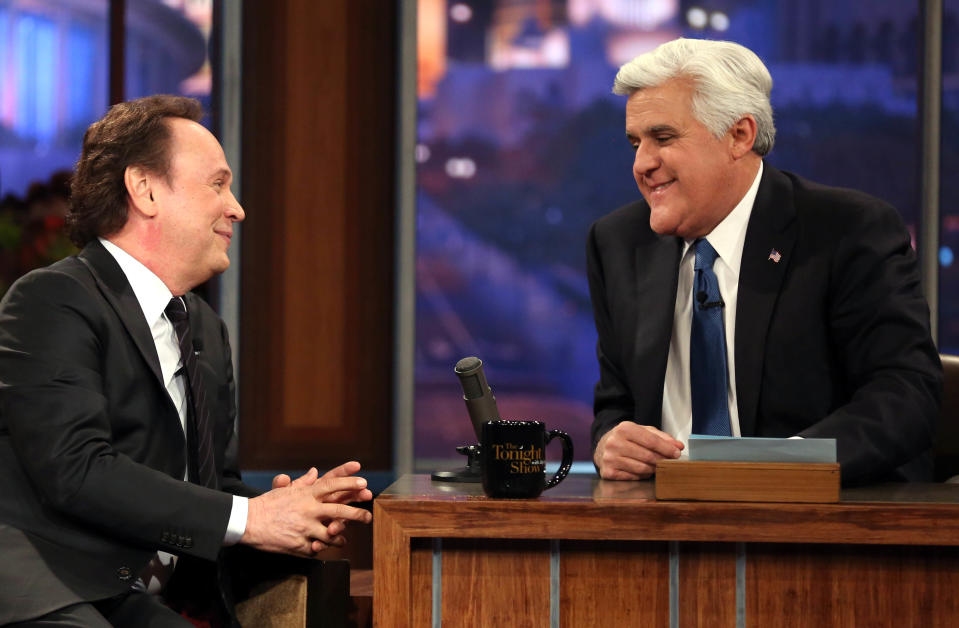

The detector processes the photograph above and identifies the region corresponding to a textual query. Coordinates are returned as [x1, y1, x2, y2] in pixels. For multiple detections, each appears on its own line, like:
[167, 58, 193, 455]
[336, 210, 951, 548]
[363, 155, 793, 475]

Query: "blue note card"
[687, 435, 837, 463]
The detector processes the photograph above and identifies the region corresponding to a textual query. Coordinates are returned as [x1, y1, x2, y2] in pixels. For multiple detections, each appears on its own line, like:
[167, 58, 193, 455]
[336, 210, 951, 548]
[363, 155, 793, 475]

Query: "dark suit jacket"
[0, 240, 257, 624]
[586, 164, 941, 484]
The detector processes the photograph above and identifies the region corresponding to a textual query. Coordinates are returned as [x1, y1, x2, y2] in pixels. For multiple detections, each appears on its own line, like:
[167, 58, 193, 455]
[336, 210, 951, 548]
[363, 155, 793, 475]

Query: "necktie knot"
[165, 297, 188, 325]
[694, 238, 719, 271]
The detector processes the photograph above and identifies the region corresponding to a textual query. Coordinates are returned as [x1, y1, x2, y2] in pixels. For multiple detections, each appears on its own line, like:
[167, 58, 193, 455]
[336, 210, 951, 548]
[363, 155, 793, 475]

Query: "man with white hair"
[587, 38, 940, 485]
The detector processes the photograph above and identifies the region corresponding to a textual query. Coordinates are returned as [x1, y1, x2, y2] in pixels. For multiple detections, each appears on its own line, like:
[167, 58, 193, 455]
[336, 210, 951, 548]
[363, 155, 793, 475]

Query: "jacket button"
[116, 566, 133, 581]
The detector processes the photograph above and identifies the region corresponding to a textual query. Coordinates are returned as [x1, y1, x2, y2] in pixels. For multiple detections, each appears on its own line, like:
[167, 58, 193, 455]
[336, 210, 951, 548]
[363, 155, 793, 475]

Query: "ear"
[124, 165, 158, 218]
[727, 115, 758, 159]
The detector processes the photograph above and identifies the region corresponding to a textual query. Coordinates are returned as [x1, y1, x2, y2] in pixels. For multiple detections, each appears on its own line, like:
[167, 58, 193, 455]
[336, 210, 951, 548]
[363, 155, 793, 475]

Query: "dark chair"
[235, 558, 350, 628]
[934, 354, 959, 482]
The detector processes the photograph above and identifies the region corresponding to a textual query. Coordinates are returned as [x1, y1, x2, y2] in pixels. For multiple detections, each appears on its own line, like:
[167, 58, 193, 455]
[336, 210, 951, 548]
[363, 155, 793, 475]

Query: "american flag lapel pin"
[768, 248, 782, 263]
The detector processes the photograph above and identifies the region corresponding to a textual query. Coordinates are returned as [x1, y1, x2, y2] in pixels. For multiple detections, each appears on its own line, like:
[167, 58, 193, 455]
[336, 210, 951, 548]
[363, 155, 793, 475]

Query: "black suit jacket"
[586, 164, 941, 484]
[0, 240, 257, 623]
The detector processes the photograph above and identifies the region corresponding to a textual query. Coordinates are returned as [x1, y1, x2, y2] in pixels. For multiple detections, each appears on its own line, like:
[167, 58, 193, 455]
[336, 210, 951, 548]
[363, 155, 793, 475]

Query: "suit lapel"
[633, 234, 683, 425]
[735, 165, 798, 436]
[77, 240, 166, 389]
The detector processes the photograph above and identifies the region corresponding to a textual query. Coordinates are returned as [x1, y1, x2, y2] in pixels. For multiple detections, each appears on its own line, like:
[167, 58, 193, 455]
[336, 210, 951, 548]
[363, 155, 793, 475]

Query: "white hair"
[613, 38, 775, 156]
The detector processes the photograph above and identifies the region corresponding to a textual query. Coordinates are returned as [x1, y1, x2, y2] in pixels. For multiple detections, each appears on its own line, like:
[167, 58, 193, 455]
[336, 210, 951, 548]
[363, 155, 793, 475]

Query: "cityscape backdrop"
[412, 0, 959, 465]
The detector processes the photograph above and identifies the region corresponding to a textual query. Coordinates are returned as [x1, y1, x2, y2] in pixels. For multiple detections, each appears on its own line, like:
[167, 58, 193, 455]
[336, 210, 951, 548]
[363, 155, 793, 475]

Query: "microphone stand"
[431, 356, 500, 483]
[430, 444, 482, 482]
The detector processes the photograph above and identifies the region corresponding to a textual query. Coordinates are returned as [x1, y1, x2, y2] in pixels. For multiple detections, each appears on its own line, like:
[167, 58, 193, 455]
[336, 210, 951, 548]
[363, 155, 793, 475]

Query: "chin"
[204, 256, 230, 280]
[649, 213, 680, 236]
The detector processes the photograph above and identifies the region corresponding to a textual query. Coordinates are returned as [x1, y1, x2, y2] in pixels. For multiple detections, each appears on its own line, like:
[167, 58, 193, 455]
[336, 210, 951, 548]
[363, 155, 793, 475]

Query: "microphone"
[454, 356, 501, 441]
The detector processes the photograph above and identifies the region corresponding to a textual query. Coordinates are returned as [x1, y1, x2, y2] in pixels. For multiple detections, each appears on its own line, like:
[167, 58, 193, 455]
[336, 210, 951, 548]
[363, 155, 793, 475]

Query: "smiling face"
[148, 118, 244, 290]
[626, 78, 747, 239]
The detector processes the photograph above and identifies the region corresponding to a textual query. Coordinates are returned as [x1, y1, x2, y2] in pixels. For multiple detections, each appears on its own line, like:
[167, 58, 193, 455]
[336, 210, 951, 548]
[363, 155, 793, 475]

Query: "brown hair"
[66, 95, 204, 246]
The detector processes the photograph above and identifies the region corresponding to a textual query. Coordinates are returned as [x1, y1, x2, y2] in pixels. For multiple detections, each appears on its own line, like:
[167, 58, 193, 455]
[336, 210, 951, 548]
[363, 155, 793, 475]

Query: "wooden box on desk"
[655, 460, 840, 503]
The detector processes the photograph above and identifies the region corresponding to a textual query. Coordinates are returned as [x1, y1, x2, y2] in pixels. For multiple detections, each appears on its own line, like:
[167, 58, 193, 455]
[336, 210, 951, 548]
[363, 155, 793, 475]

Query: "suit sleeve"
[586, 221, 635, 451]
[797, 200, 941, 482]
[0, 269, 233, 560]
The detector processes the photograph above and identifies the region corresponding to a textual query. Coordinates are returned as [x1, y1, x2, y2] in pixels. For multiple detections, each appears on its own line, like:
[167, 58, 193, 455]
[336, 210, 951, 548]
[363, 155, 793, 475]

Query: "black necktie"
[165, 297, 218, 489]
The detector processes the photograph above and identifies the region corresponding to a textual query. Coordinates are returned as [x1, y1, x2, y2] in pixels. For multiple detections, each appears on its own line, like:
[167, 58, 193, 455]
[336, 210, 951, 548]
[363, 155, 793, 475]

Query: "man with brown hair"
[0, 95, 372, 626]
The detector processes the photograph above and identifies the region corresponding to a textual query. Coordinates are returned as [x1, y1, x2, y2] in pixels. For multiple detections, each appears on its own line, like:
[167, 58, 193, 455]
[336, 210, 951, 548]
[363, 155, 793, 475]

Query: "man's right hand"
[242, 475, 373, 557]
[593, 422, 684, 480]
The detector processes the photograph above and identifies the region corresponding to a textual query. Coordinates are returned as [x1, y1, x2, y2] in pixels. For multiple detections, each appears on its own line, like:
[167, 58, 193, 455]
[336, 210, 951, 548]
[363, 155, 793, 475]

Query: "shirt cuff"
[223, 495, 248, 546]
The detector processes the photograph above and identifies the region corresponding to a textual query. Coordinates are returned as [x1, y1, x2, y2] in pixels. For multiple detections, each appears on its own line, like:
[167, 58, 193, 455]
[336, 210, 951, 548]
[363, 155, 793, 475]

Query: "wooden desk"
[373, 474, 959, 627]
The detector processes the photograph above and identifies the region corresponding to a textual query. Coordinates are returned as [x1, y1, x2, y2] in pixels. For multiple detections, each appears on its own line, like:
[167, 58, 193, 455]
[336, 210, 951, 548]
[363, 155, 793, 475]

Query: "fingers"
[242, 488, 371, 558]
[273, 467, 320, 490]
[316, 502, 373, 525]
[594, 422, 683, 480]
[311, 463, 372, 504]
[312, 539, 338, 553]
[293, 467, 320, 487]
[311, 475, 368, 502]
[620, 423, 684, 458]
[319, 460, 362, 481]
[327, 519, 347, 537]
[309, 519, 350, 554]
[300, 506, 369, 548]
[324, 487, 374, 505]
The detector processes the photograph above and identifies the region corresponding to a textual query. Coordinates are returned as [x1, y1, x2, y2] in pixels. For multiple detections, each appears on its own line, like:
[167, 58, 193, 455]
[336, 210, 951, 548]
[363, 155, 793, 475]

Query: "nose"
[633, 142, 660, 179]
[225, 189, 245, 222]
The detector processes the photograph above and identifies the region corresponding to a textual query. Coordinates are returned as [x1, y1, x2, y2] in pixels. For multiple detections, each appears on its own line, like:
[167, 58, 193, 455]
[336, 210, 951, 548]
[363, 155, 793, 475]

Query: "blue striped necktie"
[690, 239, 732, 436]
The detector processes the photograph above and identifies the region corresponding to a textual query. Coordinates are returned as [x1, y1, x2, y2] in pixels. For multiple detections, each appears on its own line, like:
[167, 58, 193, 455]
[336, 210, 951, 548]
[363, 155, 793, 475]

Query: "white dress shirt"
[98, 239, 247, 579]
[661, 163, 764, 451]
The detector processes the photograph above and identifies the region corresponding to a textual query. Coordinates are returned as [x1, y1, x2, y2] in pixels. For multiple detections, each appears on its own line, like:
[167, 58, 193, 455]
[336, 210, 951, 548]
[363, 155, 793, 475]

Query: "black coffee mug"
[481, 420, 574, 498]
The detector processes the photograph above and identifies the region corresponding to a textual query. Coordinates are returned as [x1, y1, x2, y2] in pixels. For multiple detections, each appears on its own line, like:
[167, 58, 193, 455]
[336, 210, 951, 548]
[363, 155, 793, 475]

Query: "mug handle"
[544, 430, 574, 489]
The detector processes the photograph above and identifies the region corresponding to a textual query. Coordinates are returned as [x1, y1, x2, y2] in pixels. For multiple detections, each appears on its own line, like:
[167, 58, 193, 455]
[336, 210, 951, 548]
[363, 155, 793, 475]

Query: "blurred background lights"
[415, 143, 431, 163]
[450, 3, 473, 23]
[445, 157, 477, 179]
[941, 246, 954, 268]
[686, 7, 708, 29]
[710, 11, 730, 32]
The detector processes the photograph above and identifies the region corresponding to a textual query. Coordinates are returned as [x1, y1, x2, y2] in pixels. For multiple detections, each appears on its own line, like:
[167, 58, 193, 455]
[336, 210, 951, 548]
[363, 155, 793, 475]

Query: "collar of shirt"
[98, 238, 183, 390]
[99, 238, 175, 325]
[680, 160, 764, 275]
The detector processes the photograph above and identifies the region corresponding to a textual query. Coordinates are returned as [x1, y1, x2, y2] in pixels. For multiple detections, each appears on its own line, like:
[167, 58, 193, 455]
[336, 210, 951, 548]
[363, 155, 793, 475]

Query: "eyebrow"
[211, 167, 232, 180]
[647, 124, 678, 135]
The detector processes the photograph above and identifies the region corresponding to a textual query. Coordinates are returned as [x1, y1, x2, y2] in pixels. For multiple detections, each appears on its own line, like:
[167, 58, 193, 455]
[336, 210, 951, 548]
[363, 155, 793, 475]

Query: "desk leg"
[374, 503, 411, 626]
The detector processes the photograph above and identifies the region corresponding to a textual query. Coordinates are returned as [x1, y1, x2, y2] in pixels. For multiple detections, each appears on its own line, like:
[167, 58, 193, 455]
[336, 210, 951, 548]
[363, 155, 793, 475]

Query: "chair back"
[935, 354, 959, 482]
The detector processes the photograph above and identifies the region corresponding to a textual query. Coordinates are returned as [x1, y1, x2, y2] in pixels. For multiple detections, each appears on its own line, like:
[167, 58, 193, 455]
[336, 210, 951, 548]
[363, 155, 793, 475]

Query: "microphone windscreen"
[455, 356, 481, 374]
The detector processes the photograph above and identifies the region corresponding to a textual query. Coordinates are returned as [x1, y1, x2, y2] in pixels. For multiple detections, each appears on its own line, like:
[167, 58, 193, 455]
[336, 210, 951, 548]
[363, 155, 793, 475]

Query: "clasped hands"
[593, 422, 684, 480]
[242, 461, 373, 557]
